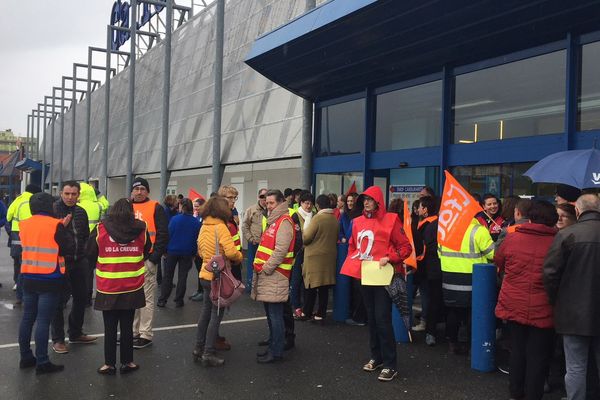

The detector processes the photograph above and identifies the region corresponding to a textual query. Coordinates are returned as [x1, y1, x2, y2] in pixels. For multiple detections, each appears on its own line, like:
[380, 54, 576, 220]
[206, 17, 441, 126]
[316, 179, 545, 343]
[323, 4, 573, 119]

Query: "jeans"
[103, 309, 135, 366]
[246, 242, 258, 290]
[290, 250, 304, 309]
[508, 321, 555, 400]
[303, 285, 330, 318]
[361, 285, 397, 369]
[195, 279, 224, 354]
[51, 259, 89, 342]
[264, 302, 285, 358]
[13, 255, 23, 301]
[159, 254, 193, 303]
[19, 288, 60, 365]
[563, 335, 600, 400]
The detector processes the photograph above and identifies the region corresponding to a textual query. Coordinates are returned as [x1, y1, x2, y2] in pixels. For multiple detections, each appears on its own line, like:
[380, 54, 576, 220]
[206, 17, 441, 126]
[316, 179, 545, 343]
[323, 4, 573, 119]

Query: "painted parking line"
[0, 315, 267, 350]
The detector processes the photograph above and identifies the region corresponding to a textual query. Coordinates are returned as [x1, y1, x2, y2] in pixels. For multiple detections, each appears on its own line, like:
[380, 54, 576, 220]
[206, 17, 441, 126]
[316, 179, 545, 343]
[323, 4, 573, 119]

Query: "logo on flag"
[437, 171, 483, 251]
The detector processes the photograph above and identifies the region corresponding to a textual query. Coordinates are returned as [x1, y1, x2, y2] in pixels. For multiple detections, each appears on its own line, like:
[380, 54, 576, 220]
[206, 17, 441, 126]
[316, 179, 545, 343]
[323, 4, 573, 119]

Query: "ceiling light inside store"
[453, 100, 494, 110]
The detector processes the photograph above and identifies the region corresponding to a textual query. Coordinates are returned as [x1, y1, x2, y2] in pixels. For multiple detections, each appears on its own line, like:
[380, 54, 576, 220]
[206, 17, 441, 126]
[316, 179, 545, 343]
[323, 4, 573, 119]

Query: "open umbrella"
[524, 147, 600, 189]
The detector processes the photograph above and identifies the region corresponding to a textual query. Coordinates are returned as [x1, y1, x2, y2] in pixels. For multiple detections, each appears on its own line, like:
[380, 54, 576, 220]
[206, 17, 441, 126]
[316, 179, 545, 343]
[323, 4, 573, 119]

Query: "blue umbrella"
[524, 148, 600, 189]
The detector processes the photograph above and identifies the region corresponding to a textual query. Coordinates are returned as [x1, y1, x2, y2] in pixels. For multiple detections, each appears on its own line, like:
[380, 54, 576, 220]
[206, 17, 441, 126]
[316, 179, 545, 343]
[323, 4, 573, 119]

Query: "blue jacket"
[339, 212, 353, 241]
[167, 213, 201, 256]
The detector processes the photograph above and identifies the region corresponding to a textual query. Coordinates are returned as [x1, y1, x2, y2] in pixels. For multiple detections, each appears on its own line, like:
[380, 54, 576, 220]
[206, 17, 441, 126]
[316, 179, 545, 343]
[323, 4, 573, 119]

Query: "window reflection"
[579, 41, 600, 131]
[318, 99, 365, 156]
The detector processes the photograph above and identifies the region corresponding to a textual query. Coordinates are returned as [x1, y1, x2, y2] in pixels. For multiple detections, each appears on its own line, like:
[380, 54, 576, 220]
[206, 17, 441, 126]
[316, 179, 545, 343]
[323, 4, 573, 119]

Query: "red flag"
[403, 198, 418, 268]
[437, 170, 483, 251]
[188, 187, 205, 202]
[345, 181, 357, 196]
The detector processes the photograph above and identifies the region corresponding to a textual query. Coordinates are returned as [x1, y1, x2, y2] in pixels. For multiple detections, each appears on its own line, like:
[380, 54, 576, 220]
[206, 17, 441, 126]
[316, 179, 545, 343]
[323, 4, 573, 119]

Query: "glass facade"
[579, 41, 600, 131]
[453, 51, 566, 144]
[375, 81, 442, 151]
[316, 172, 363, 196]
[318, 99, 365, 156]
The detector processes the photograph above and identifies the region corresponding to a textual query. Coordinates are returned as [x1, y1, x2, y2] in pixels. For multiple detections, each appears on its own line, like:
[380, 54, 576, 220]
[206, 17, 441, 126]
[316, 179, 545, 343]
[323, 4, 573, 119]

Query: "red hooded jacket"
[495, 222, 557, 328]
[341, 186, 412, 280]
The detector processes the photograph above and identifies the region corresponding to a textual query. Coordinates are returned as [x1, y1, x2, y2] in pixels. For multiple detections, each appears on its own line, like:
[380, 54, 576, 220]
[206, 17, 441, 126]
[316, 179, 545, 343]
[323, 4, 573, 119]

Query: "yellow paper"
[361, 261, 394, 286]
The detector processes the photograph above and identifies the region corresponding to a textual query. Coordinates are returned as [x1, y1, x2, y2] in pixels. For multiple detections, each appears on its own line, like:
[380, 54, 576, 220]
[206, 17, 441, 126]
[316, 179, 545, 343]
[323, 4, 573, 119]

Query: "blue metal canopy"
[15, 158, 45, 173]
[245, 0, 600, 102]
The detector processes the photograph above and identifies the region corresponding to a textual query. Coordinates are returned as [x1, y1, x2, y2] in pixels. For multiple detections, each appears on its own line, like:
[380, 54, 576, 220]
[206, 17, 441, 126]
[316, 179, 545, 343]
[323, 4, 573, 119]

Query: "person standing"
[7, 184, 41, 304]
[242, 188, 268, 292]
[78, 182, 103, 306]
[544, 194, 600, 400]
[88, 198, 151, 375]
[341, 186, 412, 382]
[51, 181, 96, 354]
[495, 200, 559, 400]
[291, 191, 314, 318]
[476, 193, 505, 241]
[301, 194, 338, 322]
[189, 198, 206, 302]
[158, 198, 200, 308]
[18, 192, 72, 374]
[193, 196, 243, 367]
[252, 190, 296, 363]
[130, 177, 169, 349]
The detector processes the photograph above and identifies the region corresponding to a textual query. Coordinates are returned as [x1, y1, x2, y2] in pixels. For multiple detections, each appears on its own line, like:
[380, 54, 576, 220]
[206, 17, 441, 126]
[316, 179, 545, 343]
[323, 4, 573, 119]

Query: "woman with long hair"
[193, 196, 243, 367]
[88, 198, 151, 375]
[476, 193, 505, 241]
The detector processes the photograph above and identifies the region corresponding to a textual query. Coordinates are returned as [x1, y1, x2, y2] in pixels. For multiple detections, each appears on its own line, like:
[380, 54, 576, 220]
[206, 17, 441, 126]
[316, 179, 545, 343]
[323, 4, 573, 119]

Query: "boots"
[201, 353, 225, 367]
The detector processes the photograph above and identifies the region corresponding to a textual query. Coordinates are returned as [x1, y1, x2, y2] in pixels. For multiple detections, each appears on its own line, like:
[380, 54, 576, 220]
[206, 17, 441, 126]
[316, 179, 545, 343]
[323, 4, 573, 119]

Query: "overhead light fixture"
[459, 140, 474, 144]
[499, 120, 504, 140]
[453, 99, 494, 110]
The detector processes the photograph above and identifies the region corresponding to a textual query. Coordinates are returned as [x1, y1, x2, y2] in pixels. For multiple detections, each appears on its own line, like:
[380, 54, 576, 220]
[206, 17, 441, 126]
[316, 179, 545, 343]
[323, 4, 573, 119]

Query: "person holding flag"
[437, 171, 495, 355]
[341, 186, 412, 382]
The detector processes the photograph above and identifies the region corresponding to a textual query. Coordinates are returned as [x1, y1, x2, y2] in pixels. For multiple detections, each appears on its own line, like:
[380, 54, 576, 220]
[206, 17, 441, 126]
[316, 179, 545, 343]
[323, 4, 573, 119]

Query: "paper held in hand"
[361, 261, 394, 286]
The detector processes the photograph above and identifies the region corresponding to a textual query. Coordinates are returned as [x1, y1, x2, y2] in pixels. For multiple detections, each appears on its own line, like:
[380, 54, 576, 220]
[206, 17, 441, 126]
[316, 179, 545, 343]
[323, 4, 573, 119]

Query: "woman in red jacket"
[495, 200, 559, 400]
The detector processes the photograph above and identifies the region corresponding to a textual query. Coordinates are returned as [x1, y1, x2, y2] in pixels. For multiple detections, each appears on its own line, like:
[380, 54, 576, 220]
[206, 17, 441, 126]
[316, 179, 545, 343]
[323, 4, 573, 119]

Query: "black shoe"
[97, 365, 116, 375]
[120, 363, 139, 374]
[284, 339, 295, 351]
[189, 291, 203, 302]
[175, 300, 184, 308]
[257, 339, 270, 346]
[36, 362, 64, 375]
[157, 300, 166, 308]
[256, 353, 283, 364]
[19, 357, 36, 369]
[256, 349, 269, 357]
[133, 338, 152, 349]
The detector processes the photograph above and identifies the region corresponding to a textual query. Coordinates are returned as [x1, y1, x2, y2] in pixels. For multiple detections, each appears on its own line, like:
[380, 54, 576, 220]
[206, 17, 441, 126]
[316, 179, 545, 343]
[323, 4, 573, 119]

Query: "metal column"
[126, 0, 138, 195]
[104, 28, 113, 197]
[160, 0, 173, 199]
[301, 0, 316, 191]
[212, 0, 225, 190]
[26, 115, 31, 158]
[71, 65, 77, 179]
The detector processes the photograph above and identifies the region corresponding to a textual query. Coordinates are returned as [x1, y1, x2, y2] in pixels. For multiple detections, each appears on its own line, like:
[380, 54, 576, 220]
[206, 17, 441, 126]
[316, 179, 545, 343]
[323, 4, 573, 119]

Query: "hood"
[515, 222, 558, 237]
[268, 201, 290, 224]
[102, 218, 146, 243]
[357, 186, 386, 219]
[79, 182, 98, 203]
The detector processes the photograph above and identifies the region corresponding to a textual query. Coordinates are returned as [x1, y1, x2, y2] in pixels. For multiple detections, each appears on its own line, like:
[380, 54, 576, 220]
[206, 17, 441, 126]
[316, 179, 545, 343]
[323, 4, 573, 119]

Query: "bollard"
[393, 272, 413, 343]
[333, 243, 351, 322]
[471, 263, 497, 372]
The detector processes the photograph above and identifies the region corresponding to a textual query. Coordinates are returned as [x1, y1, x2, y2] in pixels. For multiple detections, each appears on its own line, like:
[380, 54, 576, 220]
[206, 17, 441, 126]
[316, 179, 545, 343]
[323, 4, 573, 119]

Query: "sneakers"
[133, 338, 153, 349]
[425, 333, 436, 346]
[345, 318, 367, 326]
[378, 368, 398, 382]
[201, 353, 225, 367]
[52, 342, 69, 354]
[497, 364, 509, 375]
[69, 335, 97, 344]
[36, 362, 64, 375]
[362, 359, 383, 372]
[157, 300, 166, 307]
[412, 319, 426, 332]
[12, 283, 17, 291]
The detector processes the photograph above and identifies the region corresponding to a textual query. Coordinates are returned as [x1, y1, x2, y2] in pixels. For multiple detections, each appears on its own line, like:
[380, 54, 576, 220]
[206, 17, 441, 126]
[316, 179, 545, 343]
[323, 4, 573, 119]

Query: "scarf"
[297, 207, 313, 230]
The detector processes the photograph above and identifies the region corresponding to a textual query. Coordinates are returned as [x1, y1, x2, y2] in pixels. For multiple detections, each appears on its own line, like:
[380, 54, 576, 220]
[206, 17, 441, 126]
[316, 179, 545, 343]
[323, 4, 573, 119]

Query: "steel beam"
[160, 0, 173, 199]
[212, 0, 225, 189]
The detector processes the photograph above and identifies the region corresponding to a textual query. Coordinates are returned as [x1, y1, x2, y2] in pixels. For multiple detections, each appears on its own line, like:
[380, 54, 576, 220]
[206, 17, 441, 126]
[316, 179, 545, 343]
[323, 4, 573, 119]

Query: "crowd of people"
[4, 176, 600, 399]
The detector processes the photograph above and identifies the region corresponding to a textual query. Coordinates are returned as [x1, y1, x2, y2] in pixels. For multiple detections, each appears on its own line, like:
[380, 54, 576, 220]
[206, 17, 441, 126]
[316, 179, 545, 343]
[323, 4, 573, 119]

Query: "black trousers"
[51, 259, 89, 342]
[350, 278, 367, 323]
[194, 256, 203, 293]
[302, 285, 330, 318]
[361, 285, 397, 369]
[87, 254, 97, 303]
[445, 306, 470, 344]
[159, 254, 193, 303]
[508, 321, 555, 400]
[103, 309, 135, 366]
[425, 279, 444, 337]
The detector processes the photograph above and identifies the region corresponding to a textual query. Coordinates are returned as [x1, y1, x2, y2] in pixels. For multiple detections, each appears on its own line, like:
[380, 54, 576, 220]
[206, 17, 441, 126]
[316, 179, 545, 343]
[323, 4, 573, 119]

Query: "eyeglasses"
[226, 196, 238, 201]
[258, 195, 266, 199]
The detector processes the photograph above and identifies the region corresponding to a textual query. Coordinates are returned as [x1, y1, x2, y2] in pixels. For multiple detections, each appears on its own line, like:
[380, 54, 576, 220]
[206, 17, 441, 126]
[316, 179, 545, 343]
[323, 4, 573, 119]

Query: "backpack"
[209, 227, 245, 310]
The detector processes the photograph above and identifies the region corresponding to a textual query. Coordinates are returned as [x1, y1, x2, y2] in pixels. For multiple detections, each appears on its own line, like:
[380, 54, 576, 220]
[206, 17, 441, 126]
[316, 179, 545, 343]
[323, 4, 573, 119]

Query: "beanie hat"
[29, 192, 55, 216]
[132, 177, 150, 193]
[556, 184, 581, 203]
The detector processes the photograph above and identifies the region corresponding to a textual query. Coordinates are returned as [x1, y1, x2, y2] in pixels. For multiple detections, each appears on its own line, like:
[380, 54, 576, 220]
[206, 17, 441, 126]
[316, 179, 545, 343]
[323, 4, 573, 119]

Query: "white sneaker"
[412, 319, 426, 332]
[12, 284, 17, 291]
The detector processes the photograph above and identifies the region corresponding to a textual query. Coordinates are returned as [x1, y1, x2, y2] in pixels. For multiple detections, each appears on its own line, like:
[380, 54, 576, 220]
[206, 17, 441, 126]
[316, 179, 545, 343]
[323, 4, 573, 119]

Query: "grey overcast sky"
[0, 0, 115, 137]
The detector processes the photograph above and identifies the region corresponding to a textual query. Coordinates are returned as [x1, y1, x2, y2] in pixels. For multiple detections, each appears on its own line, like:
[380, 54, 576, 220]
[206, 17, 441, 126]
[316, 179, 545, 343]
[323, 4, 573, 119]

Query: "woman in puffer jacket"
[495, 200, 558, 400]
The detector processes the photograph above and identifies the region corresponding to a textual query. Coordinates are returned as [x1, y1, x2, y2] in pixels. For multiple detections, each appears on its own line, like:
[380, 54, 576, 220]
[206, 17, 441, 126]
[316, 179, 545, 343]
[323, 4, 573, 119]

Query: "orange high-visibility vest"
[132, 200, 158, 251]
[19, 215, 65, 275]
[253, 214, 295, 279]
[96, 223, 146, 294]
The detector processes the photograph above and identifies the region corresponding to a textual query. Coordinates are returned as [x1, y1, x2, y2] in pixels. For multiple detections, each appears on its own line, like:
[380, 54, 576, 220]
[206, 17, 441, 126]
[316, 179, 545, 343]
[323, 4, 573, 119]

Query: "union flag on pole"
[437, 170, 483, 251]
[403, 199, 418, 268]
[188, 187, 205, 202]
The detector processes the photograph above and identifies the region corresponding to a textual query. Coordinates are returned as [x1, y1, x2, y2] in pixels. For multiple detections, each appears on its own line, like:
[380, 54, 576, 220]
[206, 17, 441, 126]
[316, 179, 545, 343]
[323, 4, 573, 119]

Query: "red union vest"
[227, 220, 242, 251]
[132, 200, 158, 252]
[253, 214, 295, 279]
[20, 215, 65, 275]
[341, 212, 399, 280]
[96, 223, 146, 294]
